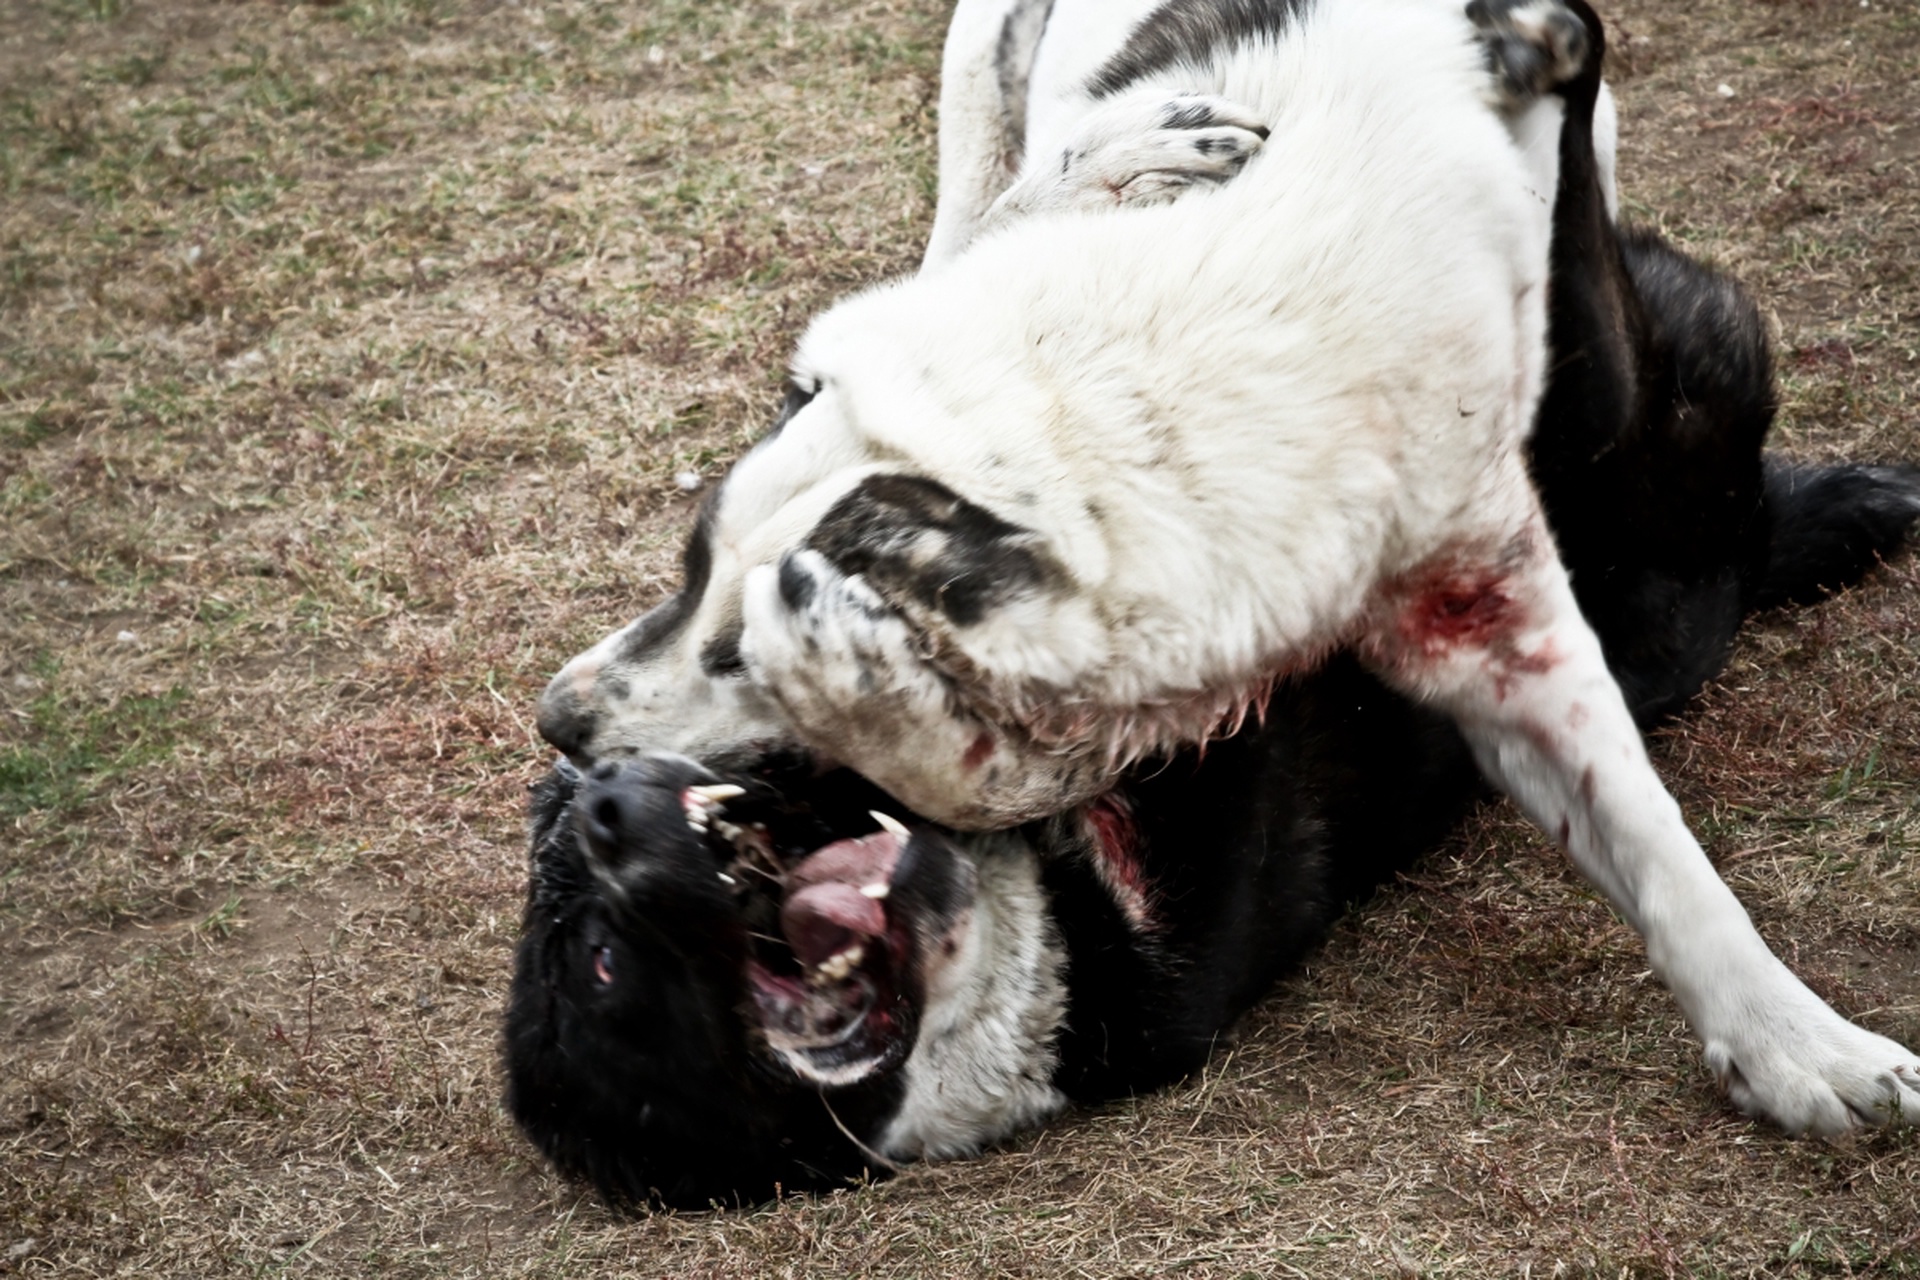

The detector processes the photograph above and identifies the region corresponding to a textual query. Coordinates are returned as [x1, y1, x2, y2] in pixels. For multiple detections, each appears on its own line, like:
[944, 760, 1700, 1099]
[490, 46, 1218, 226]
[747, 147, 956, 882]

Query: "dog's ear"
[804, 474, 1063, 625]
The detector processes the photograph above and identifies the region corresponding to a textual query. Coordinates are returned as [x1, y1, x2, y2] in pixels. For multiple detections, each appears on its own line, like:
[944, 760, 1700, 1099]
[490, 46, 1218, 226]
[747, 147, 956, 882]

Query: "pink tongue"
[779, 831, 901, 969]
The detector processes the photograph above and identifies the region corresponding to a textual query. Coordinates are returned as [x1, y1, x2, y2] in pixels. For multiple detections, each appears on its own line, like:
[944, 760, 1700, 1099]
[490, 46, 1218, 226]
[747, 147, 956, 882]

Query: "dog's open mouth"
[577, 757, 969, 1089]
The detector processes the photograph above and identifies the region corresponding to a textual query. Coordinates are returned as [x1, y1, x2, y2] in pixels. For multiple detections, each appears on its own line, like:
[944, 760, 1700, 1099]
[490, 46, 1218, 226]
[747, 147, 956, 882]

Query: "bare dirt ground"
[2, 0, 1916, 1275]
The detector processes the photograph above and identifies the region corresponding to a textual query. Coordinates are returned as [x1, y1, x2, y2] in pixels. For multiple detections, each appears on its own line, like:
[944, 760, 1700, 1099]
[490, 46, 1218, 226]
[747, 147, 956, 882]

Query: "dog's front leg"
[968, 91, 1269, 245]
[1361, 499, 1920, 1134]
[739, 549, 1109, 829]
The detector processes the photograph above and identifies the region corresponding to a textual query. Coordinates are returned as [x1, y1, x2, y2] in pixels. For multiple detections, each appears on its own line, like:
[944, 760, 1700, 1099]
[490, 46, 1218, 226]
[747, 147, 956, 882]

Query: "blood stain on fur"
[1397, 569, 1522, 656]
[963, 731, 996, 770]
[1081, 793, 1157, 932]
[1376, 557, 1561, 698]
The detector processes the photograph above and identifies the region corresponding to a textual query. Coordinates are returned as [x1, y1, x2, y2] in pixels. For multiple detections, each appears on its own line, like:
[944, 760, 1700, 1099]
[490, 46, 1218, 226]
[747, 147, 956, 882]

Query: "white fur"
[877, 835, 1069, 1160]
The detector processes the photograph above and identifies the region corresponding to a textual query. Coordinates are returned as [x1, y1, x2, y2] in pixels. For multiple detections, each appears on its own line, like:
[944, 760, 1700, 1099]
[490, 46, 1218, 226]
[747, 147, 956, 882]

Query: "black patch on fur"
[699, 629, 746, 678]
[760, 380, 819, 446]
[776, 553, 818, 611]
[804, 474, 1063, 627]
[616, 502, 718, 661]
[1088, 0, 1312, 99]
[1160, 99, 1221, 131]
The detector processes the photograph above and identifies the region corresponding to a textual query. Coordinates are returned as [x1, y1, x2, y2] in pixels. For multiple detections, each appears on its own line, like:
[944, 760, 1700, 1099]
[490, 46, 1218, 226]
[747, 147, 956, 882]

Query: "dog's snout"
[575, 761, 674, 875]
[578, 768, 637, 865]
[575, 757, 719, 877]
[537, 678, 599, 759]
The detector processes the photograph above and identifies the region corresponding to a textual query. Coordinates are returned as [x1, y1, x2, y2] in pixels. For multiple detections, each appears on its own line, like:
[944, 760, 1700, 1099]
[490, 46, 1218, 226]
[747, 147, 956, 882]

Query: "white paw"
[739, 549, 960, 754]
[1059, 91, 1269, 206]
[1466, 0, 1592, 108]
[1701, 978, 1920, 1136]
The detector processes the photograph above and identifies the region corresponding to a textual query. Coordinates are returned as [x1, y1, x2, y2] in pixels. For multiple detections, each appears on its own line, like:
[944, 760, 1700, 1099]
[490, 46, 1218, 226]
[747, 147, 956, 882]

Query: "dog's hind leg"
[1360, 498, 1920, 1134]
[924, 0, 1058, 268]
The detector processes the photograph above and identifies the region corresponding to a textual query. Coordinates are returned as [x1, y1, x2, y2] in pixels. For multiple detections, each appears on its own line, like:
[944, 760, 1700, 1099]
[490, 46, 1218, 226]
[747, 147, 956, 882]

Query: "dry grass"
[1, 0, 1916, 1275]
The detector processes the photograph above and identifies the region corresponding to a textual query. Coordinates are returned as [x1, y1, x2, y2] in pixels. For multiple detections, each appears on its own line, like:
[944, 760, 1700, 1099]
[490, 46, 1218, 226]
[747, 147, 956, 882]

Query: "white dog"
[535, 0, 1919, 1138]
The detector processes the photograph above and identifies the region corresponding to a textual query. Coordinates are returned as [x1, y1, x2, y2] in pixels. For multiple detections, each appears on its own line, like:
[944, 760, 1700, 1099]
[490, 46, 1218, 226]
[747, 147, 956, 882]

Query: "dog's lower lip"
[747, 960, 880, 1046]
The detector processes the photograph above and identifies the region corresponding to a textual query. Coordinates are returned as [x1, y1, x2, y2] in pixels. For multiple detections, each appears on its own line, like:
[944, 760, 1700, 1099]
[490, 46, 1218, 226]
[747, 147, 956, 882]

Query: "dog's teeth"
[688, 784, 746, 806]
[870, 811, 912, 842]
[685, 816, 708, 834]
[714, 818, 744, 843]
[859, 882, 890, 900]
[814, 945, 865, 984]
[716, 872, 737, 886]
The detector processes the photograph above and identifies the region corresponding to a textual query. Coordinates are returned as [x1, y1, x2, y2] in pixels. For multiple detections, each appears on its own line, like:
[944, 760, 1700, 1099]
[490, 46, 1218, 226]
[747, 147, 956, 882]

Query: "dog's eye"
[591, 944, 615, 987]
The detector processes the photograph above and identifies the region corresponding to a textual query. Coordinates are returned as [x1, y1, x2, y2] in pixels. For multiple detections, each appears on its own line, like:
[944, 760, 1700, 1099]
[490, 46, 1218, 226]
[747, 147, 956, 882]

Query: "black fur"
[1087, 0, 1312, 99]
[503, 757, 912, 1207]
[1757, 460, 1920, 607]
[804, 473, 1065, 627]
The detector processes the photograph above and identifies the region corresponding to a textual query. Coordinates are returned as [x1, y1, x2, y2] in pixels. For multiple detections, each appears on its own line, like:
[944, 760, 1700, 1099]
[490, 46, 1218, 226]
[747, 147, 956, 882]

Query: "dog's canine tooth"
[687, 783, 746, 806]
[870, 810, 912, 842]
[859, 882, 890, 900]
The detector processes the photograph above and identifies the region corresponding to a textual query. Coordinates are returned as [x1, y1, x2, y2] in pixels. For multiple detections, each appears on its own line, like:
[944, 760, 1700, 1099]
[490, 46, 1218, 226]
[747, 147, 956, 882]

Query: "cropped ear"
[803, 474, 1064, 626]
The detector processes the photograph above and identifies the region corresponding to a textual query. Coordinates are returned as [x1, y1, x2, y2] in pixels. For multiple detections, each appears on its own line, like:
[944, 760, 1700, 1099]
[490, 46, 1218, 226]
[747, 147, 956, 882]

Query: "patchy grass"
[0, 656, 187, 821]
[1, 0, 1916, 1276]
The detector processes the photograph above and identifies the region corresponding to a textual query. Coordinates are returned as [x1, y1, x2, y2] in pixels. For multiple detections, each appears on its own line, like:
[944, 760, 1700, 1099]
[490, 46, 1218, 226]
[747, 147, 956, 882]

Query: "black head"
[502, 757, 973, 1208]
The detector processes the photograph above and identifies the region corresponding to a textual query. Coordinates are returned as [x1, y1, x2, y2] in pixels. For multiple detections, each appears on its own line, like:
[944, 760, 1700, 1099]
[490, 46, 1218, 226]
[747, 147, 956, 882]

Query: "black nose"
[537, 681, 598, 759]
[577, 761, 654, 866]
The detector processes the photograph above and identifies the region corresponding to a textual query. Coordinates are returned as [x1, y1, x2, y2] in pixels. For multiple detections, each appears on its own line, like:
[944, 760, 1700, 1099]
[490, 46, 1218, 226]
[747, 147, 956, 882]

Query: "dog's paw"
[1466, 0, 1592, 110]
[739, 549, 960, 759]
[1700, 976, 1920, 1136]
[980, 90, 1268, 236]
[1062, 91, 1269, 206]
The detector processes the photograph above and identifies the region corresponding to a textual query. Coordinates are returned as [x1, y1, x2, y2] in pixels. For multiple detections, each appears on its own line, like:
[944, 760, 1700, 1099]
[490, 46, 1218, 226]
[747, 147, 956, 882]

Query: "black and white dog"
[505, 0, 1920, 1206]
